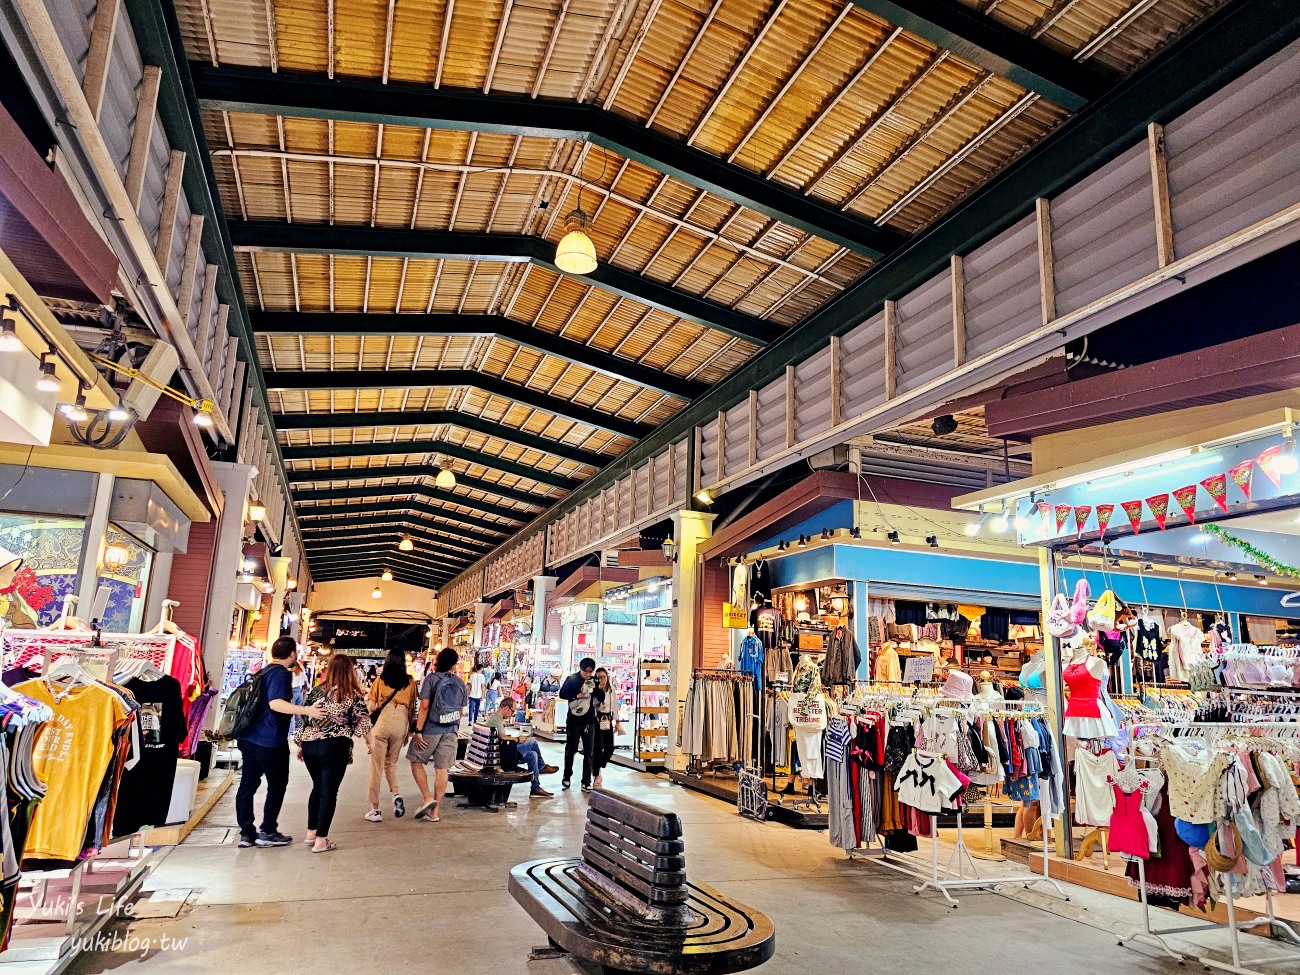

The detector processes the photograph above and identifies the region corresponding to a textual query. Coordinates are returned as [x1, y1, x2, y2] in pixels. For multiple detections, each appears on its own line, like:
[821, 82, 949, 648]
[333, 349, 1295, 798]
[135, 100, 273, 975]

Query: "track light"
[60, 387, 89, 423]
[1142, 562, 1155, 572]
[887, 531, 900, 545]
[1277, 434, 1299, 476]
[1255, 574, 1268, 585]
[820, 528, 831, 541]
[107, 405, 132, 422]
[35, 354, 59, 393]
[0, 311, 20, 353]
[990, 503, 1010, 533]
[965, 512, 991, 537]
[399, 535, 414, 552]
[926, 535, 938, 548]
[777, 540, 787, 552]
[797, 534, 807, 548]
[849, 526, 861, 539]
[1013, 507, 1032, 532]
[1225, 572, 1237, 581]
[695, 488, 714, 505]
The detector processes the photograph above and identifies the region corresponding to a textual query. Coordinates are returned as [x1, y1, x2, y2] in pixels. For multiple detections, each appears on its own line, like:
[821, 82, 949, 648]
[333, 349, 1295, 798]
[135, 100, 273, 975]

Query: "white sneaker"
[363, 809, 382, 822]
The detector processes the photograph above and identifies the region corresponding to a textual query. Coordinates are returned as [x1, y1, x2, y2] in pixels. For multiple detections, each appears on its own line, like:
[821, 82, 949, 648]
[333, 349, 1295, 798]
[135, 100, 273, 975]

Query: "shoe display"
[255, 831, 292, 847]
[363, 810, 382, 822]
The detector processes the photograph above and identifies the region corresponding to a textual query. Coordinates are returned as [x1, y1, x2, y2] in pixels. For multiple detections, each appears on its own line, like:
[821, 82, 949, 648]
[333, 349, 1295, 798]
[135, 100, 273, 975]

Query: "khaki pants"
[368, 704, 410, 806]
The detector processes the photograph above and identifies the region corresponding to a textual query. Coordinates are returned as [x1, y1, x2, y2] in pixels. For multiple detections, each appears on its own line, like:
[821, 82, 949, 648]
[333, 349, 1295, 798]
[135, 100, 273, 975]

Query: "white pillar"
[142, 551, 174, 630]
[531, 574, 556, 657]
[472, 600, 490, 646]
[666, 509, 715, 771]
[202, 462, 255, 686]
[76, 473, 116, 611]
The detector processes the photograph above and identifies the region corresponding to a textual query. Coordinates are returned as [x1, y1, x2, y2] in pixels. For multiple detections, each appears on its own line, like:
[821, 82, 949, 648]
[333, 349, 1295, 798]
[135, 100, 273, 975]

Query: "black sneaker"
[562, 779, 571, 790]
[238, 834, 257, 848]
[255, 831, 293, 847]
[581, 783, 592, 793]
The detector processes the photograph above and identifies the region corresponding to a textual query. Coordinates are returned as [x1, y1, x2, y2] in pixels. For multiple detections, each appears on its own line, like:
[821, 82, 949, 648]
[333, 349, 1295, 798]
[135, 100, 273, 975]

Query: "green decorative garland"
[1202, 523, 1300, 580]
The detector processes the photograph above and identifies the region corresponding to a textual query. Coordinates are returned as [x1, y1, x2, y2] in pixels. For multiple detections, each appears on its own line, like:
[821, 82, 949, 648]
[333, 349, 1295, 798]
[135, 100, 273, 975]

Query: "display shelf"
[639, 728, 667, 736]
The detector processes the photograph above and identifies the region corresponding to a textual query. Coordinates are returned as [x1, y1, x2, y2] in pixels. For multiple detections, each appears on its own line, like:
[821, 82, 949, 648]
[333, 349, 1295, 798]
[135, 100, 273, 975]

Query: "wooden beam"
[950, 253, 966, 368]
[195, 266, 218, 376]
[176, 215, 206, 334]
[206, 304, 229, 393]
[829, 335, 842, 428]
[154, 149, 186, 272]
[747, 389, 758, 468]
[883, 299, 898, 400]
[785, 364, 796, 448]
[82, 0, 121, 122]
[1148, 122, 1175, 268]
[124, 65, 162, 210]
[1035, 197, 1055, 324]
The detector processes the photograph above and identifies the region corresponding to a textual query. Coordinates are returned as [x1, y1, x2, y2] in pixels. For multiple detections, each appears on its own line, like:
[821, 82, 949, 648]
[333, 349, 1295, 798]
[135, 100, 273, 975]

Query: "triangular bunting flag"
[1073, 505, 1092, 535]
[1055, 504, 1071, 534]
[1172, 484, 1198, 524]
[1230, 459, 1255, 500]
[1121, 500, 1144, 534]
[1200, 473, 1228, 514]
[1146, 493, 1170, 530]
[1258, 444, 1285, 488]
[1096, 504, 1115, 538]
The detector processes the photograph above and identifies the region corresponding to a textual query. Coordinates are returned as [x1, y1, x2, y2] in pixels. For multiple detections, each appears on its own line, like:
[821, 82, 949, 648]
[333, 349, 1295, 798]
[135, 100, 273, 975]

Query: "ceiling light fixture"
[434, 467, 456, 489]
[777, 540, 787, 553]
[0, 310, 20, 353]
[926, 535, 939, 548]
[1225, 571, 1238, 581]
[555, 166, 598, 275]
[1276, 432, 1300, 476]
[820, 528, 831, 541]
[695, 488, 714, 506]
[990, 502, 1010, 533]
[381, 569, 393, 582]
[372, 584, 383, 600]
[1255, 574, 1268, 584]
[399, 535, 414, 552]
[796, 534, 807, 548]
[887, 530, 900, 545]
[192, 400, 215, 428]
[107, 405, 132, 422]
[931, 413, 958, 437]
[248, 501, 267, 523]
[35, 353, 59, 393]
[103, 542, 130, 573]
[965, 512, 991, 537]
[287, 578, 297, 591]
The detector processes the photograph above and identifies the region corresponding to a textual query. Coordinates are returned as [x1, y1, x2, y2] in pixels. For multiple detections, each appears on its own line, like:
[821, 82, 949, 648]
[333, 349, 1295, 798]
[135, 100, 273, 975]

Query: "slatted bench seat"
[510, 790, 775, 974]
[449, 724, 530, 812]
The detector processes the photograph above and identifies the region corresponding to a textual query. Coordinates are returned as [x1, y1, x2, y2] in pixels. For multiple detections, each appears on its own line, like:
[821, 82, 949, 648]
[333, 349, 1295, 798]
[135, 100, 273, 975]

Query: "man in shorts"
[408, 647, 466, 822]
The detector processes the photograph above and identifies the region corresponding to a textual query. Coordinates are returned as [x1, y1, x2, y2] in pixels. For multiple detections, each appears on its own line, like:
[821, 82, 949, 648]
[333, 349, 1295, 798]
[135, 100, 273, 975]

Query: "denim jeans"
[468, 697, 482, 724]
[517, 739, 544, 790]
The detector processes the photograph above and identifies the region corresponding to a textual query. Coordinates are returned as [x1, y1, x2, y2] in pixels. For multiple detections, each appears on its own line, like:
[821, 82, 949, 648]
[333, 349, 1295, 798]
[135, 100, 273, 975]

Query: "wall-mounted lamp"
[248, 501, 267, 523]
[661, 536, 677, 563]
[695, 489, 714, 506]
[103, 542, 130, 573]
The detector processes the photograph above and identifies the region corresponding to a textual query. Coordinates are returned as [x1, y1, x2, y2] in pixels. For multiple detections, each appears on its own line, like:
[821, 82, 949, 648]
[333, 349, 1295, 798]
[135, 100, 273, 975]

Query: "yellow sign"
[722, 603, 749, 629]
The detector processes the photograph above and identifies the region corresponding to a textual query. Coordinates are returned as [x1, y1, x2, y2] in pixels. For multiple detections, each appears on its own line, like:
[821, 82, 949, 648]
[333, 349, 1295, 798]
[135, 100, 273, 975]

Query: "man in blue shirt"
[236, 637, 326, 848]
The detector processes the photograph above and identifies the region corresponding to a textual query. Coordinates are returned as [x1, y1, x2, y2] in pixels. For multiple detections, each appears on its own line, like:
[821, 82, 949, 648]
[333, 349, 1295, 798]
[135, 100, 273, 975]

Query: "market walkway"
[65, 747, 1185, 975]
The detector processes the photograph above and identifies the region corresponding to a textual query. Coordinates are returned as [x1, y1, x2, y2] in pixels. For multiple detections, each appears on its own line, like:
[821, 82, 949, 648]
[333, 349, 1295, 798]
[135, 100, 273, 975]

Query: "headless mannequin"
[1067, 635, 1108, 682]
[976, 671, 1002, 702]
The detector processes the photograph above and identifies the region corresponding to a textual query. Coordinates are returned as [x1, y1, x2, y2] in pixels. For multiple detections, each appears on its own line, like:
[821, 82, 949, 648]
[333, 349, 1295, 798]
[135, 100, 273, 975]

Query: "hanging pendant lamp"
[554, 165, 598, 275]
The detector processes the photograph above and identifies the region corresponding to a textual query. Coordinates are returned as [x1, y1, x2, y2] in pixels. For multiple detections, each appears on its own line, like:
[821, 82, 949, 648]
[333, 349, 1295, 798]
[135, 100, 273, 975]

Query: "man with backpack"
[407, 647, 467, 822]
[234, 637, 327, 848]
[558, 657, 597, 792]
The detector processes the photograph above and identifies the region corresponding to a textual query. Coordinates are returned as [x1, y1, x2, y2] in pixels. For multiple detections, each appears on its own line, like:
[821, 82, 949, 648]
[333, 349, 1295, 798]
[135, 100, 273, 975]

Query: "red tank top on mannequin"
[1062, 660, 1103, 718]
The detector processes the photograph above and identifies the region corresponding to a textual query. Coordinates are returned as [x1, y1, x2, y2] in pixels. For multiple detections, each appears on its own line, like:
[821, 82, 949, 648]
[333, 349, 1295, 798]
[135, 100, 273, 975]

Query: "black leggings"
[302, 737, 352, 837]
[563, 719, 595, 786]
[592, 727, 616, 777]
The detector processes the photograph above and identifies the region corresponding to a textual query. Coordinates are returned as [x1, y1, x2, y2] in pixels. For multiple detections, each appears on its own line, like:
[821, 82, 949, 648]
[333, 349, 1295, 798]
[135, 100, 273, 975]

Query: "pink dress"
[1108, 785, 1151, 859]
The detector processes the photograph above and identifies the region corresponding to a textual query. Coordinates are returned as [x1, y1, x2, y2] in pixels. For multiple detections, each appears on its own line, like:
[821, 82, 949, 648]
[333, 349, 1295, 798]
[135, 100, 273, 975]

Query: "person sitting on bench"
[485, 697, 558, 799]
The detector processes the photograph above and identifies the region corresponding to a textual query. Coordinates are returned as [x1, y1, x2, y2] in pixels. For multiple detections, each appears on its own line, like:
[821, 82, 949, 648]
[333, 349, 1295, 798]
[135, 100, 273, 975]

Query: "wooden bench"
[448, 725, 531, 812]
[510, 790, 775, 975]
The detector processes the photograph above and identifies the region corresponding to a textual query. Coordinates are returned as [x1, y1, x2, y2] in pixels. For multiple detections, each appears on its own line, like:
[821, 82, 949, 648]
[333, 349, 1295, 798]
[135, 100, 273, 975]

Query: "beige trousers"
[368, 704, 410, 806]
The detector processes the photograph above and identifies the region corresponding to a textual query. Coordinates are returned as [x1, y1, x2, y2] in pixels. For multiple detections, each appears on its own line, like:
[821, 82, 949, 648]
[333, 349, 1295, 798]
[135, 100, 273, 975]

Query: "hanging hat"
[940, 670, 974, 701]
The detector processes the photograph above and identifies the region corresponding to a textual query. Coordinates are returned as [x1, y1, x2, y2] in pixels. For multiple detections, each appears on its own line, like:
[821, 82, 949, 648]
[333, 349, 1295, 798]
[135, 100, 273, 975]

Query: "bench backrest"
[575, 790, 693, 926]
[465, 725, 501, 770]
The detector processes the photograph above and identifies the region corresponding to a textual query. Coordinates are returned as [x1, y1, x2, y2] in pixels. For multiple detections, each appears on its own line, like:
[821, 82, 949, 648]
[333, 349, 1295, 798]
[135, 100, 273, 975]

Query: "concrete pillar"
[142, 551, 174, 630]
[202, 462, 255, 688]
[439, 617, 456, 651]
[531, 575, 556, 657]
[472, 601, 490, 646]
[853, 579, 870, 679]
[666, 509, 716, 771]
[76, 473, 116, 612]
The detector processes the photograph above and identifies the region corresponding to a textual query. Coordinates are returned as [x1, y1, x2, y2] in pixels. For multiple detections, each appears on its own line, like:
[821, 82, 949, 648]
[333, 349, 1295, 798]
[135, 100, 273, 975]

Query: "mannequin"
[1019, 651, 1046, 704]
[976, 671, 1002, 702]
[1062, 634, 1117, 738]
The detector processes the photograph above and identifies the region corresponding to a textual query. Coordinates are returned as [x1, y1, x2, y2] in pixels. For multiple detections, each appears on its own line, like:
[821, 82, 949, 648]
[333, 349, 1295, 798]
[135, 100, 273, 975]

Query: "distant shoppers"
[485, 670, 501, 715]
[364, 648, 419, 822]
[296, 653, 373, 853]
[408, 647, 468, 822]
[236, 637, 326, 849]
[485, 697, 557, 798]
[467, 663, 486, 724]
[559, 657, 597, 792]
[591, 668, 621, 789]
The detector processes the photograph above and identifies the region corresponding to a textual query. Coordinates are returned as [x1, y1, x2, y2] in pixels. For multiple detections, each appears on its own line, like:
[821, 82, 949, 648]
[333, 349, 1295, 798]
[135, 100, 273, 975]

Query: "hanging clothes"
[821, 625, 860, 686]
[113, 675, 187, 834]
[874, 642, 901, 683]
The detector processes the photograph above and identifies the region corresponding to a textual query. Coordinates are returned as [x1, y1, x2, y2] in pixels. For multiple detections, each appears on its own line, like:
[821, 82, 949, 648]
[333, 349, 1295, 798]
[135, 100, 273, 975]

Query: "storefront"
[600, 577, 674, 770]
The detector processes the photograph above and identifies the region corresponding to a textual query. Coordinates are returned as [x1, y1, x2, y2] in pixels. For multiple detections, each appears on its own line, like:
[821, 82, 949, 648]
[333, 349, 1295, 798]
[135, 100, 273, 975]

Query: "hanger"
[148, 599, 182, 636]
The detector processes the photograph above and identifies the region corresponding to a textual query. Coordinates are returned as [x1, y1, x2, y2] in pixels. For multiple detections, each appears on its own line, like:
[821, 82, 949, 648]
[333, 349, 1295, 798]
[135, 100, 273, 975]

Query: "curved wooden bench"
[510, 790, 775, 974]
[449, 725, 531, 812]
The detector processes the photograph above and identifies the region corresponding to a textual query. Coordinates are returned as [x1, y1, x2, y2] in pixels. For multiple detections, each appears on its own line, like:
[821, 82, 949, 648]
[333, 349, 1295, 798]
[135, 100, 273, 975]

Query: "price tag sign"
[903, 655, 934, 684]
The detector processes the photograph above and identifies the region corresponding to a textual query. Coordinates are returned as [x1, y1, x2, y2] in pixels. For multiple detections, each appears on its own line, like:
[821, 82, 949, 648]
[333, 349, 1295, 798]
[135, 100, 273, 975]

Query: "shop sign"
[558, 602, 599, 625]
[903, 656, 934, 684]
[722, 603, 749, 628]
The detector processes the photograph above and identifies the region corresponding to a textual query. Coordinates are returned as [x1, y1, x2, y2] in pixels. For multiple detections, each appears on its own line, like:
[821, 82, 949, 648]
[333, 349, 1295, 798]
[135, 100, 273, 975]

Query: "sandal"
[311, 841, 337, 853]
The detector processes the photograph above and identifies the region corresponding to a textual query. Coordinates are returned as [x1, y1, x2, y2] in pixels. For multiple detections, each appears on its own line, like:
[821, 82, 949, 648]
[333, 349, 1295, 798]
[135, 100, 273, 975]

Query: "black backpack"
[217, 669, 269, 740]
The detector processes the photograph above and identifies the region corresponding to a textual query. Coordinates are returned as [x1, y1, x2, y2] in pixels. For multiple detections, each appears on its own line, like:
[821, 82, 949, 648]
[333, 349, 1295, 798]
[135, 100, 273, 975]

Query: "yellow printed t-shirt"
[18, 680, 128, 860]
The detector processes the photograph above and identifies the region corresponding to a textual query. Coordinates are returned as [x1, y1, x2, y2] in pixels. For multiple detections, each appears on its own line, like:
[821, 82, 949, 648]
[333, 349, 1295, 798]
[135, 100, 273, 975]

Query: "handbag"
[1087, 589, 1117, 631]
[1046, 593, 1076, 638]
[369, 684, 402, 725]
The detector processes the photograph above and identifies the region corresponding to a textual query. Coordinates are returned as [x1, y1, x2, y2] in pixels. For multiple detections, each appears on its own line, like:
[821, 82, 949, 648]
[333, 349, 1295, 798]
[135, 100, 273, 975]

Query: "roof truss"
[253, 312, 707, 401]
[193, 65, 906, 258]
[265, 367, 651, 441]
[307, 559, 453, 586]
[279, 439, 580, 490]
[296, 504, 505, 547]
[284, 465, 545, 508]
[303, 539, 465, 569]
[292, 482, 528, 522]
[296, 500, 509, 539]
[274, 410, 614, 469]
[300, 521, 494, 554]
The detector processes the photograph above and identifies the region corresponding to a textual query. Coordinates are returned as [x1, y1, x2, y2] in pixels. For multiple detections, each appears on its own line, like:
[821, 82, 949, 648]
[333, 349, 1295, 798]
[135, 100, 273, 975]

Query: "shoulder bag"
[369, 683, 402, 725]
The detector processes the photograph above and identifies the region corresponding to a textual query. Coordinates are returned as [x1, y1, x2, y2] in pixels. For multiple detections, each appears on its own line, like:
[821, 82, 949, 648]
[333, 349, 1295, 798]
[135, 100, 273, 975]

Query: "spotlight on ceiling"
[886, 530, 900, 545]
[796, 534, 807, 548]
[926, 535, 938, 548]
[931, 413, 958, 437]
[849, 526, 862, 539]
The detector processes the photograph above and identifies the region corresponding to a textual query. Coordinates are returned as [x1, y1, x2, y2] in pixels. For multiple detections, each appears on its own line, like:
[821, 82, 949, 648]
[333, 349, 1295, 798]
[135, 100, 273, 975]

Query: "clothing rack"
[841, 692, 1066, 906]
[1117, 717, 1300, 974]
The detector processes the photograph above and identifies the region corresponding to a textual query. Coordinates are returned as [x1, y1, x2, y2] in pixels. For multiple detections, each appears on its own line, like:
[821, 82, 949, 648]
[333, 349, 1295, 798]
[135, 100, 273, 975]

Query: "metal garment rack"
[1118, 720, 1300, 974]
[842, 694, 1068, 906]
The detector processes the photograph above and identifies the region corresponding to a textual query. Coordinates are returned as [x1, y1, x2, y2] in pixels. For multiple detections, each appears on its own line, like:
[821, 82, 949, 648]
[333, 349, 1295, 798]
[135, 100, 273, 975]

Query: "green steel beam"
[279, 439, 580, 490]
[846, 0, 1113, 111]
[253, 312, 707, 400]
[265, 367, 650, 441]
[304, 544, 463, 573]
[292, 482, 527, 523]
[307, 561, 454, 586]
[283, 465, 546, 509]
[273, 410, 615, 469]
[432, 0, 1300, 590]
[233, 223, 780, 346]
[295, 497, 510, 537]
[193, 65, 906, 259]
[299, 522, 486, 558]
[296, 505, 504, 547]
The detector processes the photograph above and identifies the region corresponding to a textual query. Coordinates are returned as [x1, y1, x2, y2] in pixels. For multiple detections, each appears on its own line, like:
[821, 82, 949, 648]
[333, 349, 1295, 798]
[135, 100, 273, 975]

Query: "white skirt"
[1063, 710, 1118, 739]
